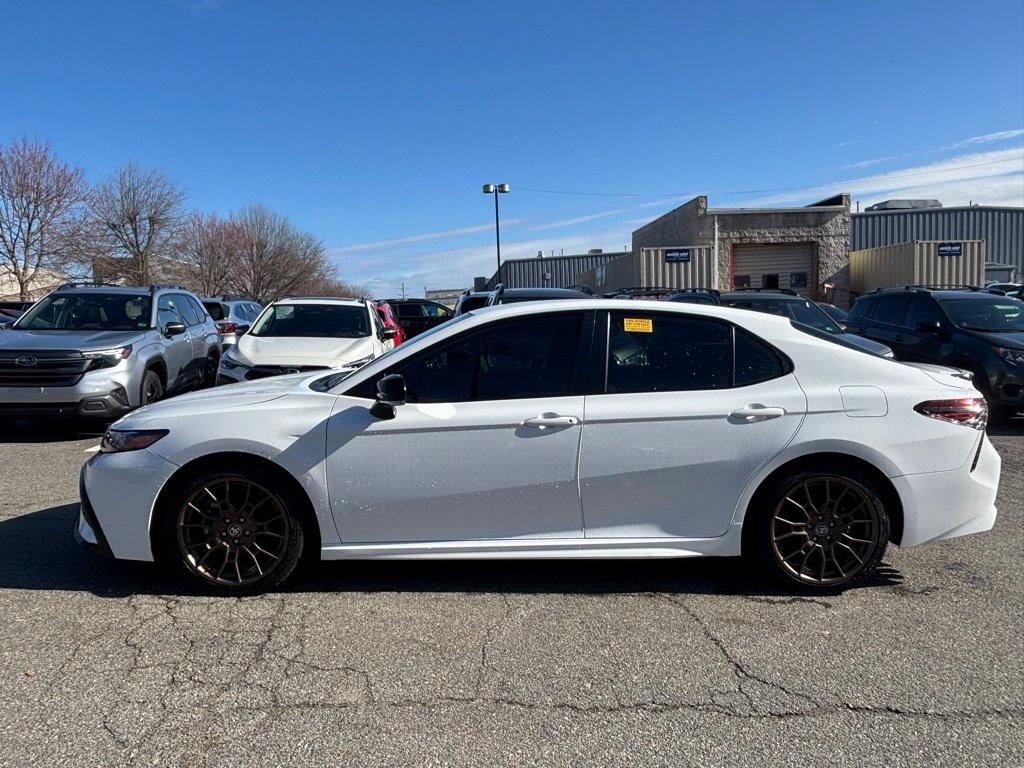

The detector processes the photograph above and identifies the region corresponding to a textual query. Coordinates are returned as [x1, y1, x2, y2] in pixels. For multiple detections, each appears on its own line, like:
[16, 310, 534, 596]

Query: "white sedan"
[78, 300, 1000, 593]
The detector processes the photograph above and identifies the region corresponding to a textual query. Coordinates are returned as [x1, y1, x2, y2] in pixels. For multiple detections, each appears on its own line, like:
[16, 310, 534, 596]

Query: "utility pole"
[401, 282, 406, 300]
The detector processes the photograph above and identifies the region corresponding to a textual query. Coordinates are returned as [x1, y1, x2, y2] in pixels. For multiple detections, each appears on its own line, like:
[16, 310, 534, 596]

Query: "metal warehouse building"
[852, 202, 1024, 281]
[485, 250, 627, 289]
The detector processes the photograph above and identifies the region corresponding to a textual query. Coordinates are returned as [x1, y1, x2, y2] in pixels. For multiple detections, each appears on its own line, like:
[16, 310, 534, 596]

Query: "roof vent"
[865, 199, 943, 211]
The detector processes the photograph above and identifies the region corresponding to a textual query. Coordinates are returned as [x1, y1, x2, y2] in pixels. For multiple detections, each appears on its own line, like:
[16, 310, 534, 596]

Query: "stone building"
[630, 194, 852, 303]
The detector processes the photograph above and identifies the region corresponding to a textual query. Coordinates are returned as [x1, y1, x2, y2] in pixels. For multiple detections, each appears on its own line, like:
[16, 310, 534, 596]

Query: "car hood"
[119, 372, 318, 427]
[835, 332, 893, 358]
[232, 334, 374, 366]
[0, 328, 147, 352]
[964, 329, 1024, 350]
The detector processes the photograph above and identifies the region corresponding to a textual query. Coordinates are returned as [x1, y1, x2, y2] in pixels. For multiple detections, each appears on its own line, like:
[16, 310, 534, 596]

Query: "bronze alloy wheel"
[176, 477, 291, 586]
[769, 476, 882, 586]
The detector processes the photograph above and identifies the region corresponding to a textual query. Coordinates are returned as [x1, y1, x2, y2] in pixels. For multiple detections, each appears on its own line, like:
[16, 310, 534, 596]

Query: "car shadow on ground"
[986, 413, 1024, 437]
[0, 503, 904, 599]
[0, 419, 105, 444]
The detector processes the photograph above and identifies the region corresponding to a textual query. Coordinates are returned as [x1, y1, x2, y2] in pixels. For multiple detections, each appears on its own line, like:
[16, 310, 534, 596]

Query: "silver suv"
[0, 283, 221, 423]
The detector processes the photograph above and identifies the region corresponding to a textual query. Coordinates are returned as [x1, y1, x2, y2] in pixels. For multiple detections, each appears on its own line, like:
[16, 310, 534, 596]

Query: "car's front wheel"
[747, 466, 890, 590]
[157, 468, 306, 594]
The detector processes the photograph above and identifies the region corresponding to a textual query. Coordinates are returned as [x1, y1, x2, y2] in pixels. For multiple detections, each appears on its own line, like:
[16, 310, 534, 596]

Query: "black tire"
[140, 368, 164, 406]
[746, 464, 890, 591]
[156, 466, 306, 595]
[202, 353, 220, 388]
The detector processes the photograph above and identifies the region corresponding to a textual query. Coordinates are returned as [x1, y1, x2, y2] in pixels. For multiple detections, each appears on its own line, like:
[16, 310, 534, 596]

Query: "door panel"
[326, 396, 585, 542]
[580, 375, 806, 538]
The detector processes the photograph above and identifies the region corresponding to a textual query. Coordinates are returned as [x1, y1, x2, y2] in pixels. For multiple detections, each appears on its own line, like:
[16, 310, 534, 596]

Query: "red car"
[375, 301, 406, 346]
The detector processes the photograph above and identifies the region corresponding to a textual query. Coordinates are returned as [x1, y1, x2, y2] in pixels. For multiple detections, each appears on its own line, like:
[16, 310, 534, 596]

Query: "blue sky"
[3, 0, 1023, 296]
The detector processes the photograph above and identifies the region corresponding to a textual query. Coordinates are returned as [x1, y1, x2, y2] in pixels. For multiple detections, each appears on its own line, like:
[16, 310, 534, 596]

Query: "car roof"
[498, 288, 591, 298]
[273, 296, 365, 305]
[857, 288, 1012, 301]
[379, 297, 444, 304]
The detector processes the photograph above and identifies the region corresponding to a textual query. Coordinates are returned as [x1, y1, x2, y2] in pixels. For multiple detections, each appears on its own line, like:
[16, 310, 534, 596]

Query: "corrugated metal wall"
[850, 240, 985, 294]
[487, 252, 625, 289]
[852, 207, 1023, 272]
[575, 247, 715, 293]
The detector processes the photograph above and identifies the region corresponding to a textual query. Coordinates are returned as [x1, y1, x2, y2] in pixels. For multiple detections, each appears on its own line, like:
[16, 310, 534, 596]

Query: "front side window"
[157, 295, 181, 328]
[396, 303, 424, 318]
[423, 303, 452, 318]
[607, 312, 733, 393]
[16, 293, 152, 331]
[250, 303, 371, 338]
[904, 297, 943, 329]
[359, 313, 583, 403]
[939, 298, 1024, 332]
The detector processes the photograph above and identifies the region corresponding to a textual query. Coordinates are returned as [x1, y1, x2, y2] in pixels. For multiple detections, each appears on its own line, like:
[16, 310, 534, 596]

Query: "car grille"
[245, 365, 329, 381]
[0, 350, 90, 387]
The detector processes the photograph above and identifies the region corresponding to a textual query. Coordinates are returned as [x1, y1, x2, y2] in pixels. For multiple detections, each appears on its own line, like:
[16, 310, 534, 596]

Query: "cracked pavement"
[0, 421, 1021, 766]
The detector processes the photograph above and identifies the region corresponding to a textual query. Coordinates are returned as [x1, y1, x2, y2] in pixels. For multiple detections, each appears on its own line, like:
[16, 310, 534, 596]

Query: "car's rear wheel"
[140, 369, 164, 406]
[748, 467, 890, 590]
[201, 353, 219, 389]
[157, 470, 305, 594]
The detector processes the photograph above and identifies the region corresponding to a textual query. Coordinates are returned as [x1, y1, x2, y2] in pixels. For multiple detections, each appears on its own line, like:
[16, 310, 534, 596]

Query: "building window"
[734, 274, 751, 288]
[790, 272, 808, 289]
[763, 274, 780, 289]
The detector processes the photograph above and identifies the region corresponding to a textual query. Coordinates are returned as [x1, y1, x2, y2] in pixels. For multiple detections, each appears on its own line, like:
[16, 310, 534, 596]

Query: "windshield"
[940, 298, 1024, 332]
[15, 293, 152, 331]
[724, 298, 840, 333]
[251, 303, 371, 338]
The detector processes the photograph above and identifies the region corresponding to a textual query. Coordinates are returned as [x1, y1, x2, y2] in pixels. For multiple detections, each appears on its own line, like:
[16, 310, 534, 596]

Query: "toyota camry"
[77, 300, 1000, 594]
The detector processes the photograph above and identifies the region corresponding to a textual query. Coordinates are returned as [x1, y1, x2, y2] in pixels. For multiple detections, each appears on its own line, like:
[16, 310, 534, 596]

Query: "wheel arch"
[149, 451, 322, 564]
[739, 452, 904, 552]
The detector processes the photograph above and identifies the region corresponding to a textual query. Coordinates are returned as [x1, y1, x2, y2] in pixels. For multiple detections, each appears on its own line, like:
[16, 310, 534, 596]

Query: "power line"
[515, 154, 1024, 199]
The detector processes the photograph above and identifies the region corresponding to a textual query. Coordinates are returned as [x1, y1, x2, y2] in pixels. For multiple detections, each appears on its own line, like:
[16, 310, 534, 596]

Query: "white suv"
[217, 297, 395, 384]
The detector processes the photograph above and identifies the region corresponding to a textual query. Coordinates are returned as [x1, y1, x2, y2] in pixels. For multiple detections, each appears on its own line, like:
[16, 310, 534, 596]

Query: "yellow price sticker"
[623, 317, 653, 333]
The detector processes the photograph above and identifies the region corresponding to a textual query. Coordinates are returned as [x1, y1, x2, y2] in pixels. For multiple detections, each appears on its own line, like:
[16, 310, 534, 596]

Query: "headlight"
[84, 345, 132, 369]
[100, 429, 169, 453]
[344, 354, 374, 368]
[998, 347, 1024, 367]
[220, 349, 248, 370]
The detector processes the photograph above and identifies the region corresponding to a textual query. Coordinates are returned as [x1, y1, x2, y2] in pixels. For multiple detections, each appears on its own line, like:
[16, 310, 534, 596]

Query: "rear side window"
[871, 296, 907, 325]
[204, 302, 226, 321]
[397, 303, 424, 318]
[187, 296, 209, 324]
[172, 295, 202, 326]
[735, 328, 788, 386]
[904, 296, 943, 328]
[607, 312, 732, 393]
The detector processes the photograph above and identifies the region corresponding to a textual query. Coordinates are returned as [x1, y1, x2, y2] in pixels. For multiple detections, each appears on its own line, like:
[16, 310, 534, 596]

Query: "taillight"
[914, 398, 988, 430]
[217, 322, 236, 334]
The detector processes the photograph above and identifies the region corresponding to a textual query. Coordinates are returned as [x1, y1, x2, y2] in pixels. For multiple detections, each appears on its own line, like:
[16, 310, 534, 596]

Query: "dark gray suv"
[0, 283, 221, 423]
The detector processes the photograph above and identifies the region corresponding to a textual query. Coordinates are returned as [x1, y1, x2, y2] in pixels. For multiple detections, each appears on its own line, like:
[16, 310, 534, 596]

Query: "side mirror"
[916, 320, 943, 335]
[381, 327, 398, 340]
[369, 374, 406, 419]
[164, 321, 187, 337]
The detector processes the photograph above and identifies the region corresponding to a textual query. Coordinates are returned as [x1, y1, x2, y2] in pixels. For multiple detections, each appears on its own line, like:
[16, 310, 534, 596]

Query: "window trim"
[342, 310, 596, 403]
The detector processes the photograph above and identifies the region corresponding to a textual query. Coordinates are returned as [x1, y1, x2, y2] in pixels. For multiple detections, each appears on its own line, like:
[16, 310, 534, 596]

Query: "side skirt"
[321, 525, 743, 560]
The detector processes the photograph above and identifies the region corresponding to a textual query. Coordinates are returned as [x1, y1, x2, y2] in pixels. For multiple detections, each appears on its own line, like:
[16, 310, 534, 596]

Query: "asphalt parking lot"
[0, 421, 1021, 767]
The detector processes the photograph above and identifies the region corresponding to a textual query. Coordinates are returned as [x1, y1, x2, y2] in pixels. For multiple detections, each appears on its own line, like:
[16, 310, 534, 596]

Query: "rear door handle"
[729, 404, 786, 422]
[522, 413, 579, 429]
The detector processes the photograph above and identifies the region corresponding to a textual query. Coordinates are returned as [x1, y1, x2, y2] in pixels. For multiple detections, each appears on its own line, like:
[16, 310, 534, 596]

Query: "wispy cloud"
[329, 220, 523, 255]
[739, 147, 1024, 208]
[836, 156, 896, 171]
[528, 197, 683, 232]
[834, 139, 863, 147]
[950, 129, 1024, 148]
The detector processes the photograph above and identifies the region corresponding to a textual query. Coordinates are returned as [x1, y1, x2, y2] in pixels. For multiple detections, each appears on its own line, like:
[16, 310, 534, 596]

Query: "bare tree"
[0, 138, 90, 299]
[176, 211, 243, 296]
[232, 205, 335, 303]
[91, 162, 186, 285]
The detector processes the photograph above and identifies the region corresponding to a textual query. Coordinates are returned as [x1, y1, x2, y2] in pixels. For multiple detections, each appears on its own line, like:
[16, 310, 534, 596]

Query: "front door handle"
[522, 413, 579, 429]
[729, 404, 786, 422]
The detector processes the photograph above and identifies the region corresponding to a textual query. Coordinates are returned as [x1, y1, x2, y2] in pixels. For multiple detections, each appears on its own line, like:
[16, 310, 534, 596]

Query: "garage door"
[732, 243, 815, 296]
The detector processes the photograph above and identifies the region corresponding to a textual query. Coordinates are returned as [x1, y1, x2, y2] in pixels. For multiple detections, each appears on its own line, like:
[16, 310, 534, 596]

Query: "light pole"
[482, 183, 510, 276]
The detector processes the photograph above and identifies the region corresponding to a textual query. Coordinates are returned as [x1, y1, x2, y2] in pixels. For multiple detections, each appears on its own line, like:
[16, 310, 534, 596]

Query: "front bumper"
[76, 449, 179, 561]
[894, 433, 1000, 548]
[0, 372, 136, 418]
[989, 363, 1024, 409]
